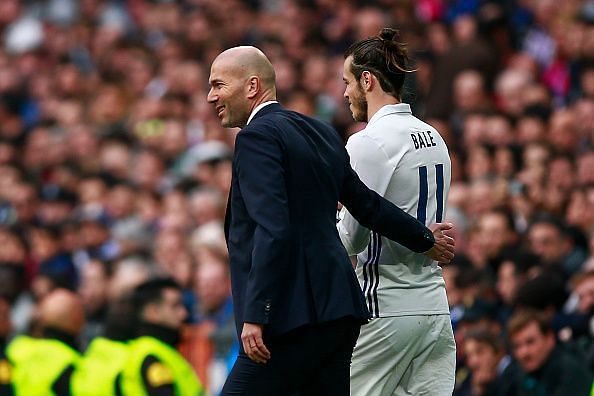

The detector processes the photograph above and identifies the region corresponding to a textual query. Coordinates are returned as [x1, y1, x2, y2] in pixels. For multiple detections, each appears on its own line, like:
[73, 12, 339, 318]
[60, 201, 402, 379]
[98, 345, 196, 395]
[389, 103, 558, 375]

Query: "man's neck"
[251, 93, 276, 111]
[138, 321, 180, 347]
[246, 94, 278, 126]
[366, 92, 399, 122]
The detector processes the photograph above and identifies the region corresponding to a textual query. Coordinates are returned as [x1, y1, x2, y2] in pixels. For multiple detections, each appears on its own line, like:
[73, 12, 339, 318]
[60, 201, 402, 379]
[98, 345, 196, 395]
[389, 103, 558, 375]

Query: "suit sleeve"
[234, 129, 291, 325]
[339, 145, 435, 253]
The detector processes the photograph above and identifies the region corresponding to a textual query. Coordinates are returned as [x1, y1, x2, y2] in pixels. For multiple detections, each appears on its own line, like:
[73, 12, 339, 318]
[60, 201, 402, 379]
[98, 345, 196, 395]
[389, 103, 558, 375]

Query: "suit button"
[264, 302, 271, 312]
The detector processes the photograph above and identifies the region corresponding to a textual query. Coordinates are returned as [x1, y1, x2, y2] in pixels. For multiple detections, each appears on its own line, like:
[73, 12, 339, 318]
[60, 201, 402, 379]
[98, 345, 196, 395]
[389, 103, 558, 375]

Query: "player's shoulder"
[367, 112, 420, 138]
[346, 129, 386, 153]
[406, 116, 447, 143]
[395, 112, 436, 132]
[359, 117, 418, 152]
[404, 114, 444, 137]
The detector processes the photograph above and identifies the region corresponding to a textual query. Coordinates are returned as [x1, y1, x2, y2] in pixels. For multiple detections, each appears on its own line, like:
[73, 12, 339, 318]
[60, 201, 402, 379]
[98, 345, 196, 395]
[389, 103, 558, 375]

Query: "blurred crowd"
[0, 0, 593, 395]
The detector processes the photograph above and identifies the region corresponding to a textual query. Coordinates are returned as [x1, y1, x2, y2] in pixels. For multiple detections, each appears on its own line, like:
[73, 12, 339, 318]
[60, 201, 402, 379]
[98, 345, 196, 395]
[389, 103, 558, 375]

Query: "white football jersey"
[338, 103, 451, 318]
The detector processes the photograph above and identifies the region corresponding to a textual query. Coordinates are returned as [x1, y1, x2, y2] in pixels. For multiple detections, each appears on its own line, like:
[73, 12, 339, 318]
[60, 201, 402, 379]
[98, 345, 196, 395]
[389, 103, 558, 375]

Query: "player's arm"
[338, 134, 395, 255]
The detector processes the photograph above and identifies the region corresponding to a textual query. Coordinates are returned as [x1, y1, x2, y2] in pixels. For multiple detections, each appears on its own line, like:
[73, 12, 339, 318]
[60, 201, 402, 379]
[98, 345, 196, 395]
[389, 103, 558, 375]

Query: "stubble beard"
[351, 83, 368, 122]
[352, 96, 368, 123]
[221, 106, 248, 129]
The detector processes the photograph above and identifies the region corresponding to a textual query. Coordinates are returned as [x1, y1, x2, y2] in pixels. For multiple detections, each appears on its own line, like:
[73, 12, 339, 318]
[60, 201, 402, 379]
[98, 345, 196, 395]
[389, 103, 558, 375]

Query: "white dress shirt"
[246, 101, 278, 125]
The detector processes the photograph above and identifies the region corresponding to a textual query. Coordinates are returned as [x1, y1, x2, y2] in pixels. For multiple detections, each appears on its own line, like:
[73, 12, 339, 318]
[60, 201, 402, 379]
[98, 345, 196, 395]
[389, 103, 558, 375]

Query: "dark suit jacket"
[225, 103, 435, 337]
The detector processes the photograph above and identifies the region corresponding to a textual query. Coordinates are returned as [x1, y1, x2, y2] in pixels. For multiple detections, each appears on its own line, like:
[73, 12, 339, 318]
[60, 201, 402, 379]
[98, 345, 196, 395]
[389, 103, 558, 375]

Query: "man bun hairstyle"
[345, 27, 413, 99]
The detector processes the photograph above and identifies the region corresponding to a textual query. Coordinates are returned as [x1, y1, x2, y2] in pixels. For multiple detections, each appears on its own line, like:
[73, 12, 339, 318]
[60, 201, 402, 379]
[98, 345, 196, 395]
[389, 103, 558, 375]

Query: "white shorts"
[350, 314, 455, 396]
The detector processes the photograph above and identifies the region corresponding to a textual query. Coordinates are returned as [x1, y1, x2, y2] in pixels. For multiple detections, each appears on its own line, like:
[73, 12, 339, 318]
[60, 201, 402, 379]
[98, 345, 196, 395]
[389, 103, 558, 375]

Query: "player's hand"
[424, 223, 455, 263]
[241, 322, 271, 364]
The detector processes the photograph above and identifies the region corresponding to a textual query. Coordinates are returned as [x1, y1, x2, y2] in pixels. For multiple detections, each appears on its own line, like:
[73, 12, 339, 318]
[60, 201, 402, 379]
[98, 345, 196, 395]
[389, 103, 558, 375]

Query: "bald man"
[7, 289, 84, 395]
[207, 46, 454, 395]
[38, 288, 86, 336]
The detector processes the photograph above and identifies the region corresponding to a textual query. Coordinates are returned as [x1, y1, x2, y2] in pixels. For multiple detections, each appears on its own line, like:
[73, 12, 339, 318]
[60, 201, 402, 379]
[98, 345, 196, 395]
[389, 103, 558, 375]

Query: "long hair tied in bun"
[344, 27, 414, 100]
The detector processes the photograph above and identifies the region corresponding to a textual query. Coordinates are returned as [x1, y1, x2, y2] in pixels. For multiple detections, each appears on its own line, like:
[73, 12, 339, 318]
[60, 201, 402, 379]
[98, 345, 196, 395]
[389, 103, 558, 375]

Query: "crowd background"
[0, 0, 593, 395]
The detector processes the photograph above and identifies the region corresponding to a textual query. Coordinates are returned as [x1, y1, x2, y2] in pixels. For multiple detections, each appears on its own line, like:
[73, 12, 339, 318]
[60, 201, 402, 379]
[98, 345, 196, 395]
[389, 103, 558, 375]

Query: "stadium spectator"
[193, 258, 236, 395]
[565, 269, 594, 371]
[574, 269, 594, 318]
[506, 309, 593, 395]
[78, 259, 111, 347]
[495, 250, 541, 324]
[107, 255, 153, 301]
[28, 225, 78, 299]
[526, 215, 588, 278]
[455, 327, 513, 396]
[468, 209, 519, 271]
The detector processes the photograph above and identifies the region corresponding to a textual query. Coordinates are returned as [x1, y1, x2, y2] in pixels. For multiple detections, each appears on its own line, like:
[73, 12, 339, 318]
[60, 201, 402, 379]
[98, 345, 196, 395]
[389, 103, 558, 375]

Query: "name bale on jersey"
[410, 130, 437, 149]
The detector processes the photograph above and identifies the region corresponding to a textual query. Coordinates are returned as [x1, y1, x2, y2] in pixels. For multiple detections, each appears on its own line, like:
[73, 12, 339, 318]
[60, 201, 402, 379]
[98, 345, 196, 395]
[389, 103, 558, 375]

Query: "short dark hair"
[499, 248, 541, 275]
[571, 269, 594, 289]
[527, 214, 568, 237]
[132, 277, 181, 313]
[104, 294, 136, 341]
[507, 309, 552, 339]
[465, 328, 505, 353]
[344, 28, 411, 99]
[515, 273, 566, 310]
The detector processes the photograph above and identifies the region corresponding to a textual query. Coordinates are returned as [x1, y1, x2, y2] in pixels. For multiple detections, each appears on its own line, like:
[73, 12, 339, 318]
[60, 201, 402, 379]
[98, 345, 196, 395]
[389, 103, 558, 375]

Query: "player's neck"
[366, 92, 400, 122]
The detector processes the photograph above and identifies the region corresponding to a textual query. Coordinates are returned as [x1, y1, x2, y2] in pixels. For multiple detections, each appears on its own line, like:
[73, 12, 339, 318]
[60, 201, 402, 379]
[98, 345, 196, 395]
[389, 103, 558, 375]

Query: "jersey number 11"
[417, 164, 444, 225]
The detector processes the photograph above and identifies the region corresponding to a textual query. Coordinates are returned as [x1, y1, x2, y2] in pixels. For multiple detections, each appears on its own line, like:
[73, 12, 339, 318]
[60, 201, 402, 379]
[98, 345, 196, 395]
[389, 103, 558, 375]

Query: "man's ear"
[143, 304, 158, 322]
[360, 71, 374, 92]
[246, 76, 259, 99]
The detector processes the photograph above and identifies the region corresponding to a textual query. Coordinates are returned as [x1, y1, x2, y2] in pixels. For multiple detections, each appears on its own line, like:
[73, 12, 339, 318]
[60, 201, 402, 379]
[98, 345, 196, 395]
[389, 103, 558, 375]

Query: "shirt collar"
[367, 103, 411, 126]
[247, 101, 279, 125]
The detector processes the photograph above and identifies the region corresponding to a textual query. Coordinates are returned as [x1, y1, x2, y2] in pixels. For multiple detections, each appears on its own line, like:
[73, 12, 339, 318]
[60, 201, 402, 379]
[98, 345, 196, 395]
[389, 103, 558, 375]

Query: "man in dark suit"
[207, 46, 455, 395]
